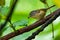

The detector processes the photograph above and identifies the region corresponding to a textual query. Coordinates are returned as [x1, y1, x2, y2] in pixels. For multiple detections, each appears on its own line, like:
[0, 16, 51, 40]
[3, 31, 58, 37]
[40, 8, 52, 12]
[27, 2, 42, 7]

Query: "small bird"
[28, 5, 55, 20]
[29, 9, 46, 20]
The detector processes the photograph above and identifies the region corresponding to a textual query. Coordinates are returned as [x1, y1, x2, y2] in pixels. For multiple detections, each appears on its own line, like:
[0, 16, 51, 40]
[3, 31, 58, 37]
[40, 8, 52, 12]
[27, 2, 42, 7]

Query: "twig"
[8, 20, 16, 32]
[0, 0, 18, 31]
[0, 9, 60, 40]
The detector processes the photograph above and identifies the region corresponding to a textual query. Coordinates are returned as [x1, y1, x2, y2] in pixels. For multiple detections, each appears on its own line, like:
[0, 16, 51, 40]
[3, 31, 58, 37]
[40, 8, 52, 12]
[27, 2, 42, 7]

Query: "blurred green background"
[0, 0, 60, 40]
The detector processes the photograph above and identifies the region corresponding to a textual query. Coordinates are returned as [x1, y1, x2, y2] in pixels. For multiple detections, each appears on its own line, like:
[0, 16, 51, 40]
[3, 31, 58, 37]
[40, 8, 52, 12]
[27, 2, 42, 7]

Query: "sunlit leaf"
[53, 0, 60, 8]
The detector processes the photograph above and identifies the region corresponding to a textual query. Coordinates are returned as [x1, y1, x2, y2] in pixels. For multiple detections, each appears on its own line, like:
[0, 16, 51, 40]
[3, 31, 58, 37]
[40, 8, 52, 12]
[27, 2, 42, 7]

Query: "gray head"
[28, 10, 40, 18]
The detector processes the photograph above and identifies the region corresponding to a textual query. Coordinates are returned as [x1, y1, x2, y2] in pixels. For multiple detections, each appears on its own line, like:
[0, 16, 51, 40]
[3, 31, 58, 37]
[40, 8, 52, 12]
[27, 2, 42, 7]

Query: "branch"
[0, 0, 18, 31]
[0, 9, 60, 40]
[26, 9, 60, 40]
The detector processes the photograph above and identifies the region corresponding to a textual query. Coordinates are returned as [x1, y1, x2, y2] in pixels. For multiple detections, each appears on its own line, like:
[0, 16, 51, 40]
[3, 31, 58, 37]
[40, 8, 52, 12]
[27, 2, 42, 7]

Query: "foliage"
[0, 0, 60, 40]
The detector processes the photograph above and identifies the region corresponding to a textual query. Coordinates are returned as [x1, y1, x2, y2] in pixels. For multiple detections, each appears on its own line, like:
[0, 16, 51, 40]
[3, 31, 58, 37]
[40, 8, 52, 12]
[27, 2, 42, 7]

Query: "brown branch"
[26, 9, 60, 40]
[0, 9, 60, 40]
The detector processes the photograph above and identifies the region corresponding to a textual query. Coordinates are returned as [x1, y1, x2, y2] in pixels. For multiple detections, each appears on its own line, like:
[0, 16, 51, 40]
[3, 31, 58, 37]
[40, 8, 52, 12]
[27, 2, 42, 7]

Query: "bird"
[28, 5, 55, 20]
